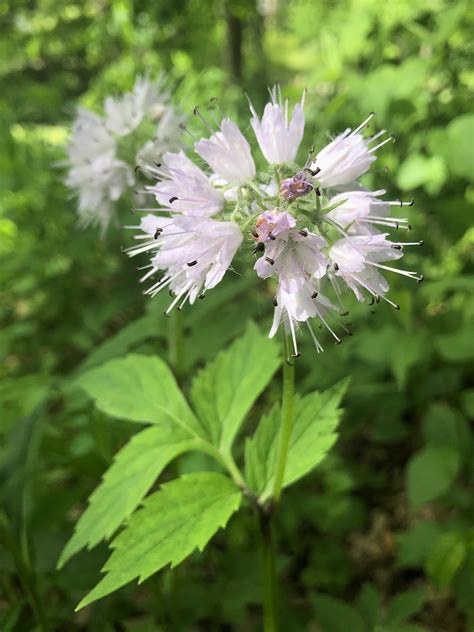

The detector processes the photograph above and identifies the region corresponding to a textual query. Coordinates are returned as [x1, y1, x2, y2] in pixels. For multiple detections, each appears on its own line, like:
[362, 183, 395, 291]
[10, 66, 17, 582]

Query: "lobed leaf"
[76, 354, 204, 437]
[190, 322, 280, 454]
[76, 472, 242, 610]
[245, 379, 348, 500]
[58, 425, 206, 568]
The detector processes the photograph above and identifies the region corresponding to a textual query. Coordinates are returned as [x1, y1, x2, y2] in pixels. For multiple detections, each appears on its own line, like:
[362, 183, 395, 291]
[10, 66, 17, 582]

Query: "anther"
[154, 160, 162, 168]
[315, 187, 321, 196]
[254, 243, 265, 254]
[394, 303, 400, 310]
[272, 297, 278, 307]
[154, 228, 162, 239]
[265, 257, 275, 265]
[291, 352, 302, 358]
[187, 260, 198, 267]
[299, 229, 308, 237]
[169, 196, 178, 204]
[269, 233, 276, 241]
[198, 293, 206, 299]
[416, 275, 424, 284]
[163, 311, 170, 318]
[368, 297, 375, 305]
[391, 244, 402, 250]
[333, 263, 339, 271]
[134, 165, 141, 173]
[418, 240, 424, 246]
[252, 230, 259, 239]
[311, 291, 318, 299]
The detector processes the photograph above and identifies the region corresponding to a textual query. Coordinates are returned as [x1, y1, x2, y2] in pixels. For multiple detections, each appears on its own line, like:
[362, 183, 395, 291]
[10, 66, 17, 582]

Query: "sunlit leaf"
[76, 472, 241, 609]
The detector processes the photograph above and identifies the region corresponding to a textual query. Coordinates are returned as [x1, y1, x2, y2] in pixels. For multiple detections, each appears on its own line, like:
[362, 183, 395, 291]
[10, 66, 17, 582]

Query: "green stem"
[272, 334, 295, 502]
[167, 309, 183, 379]
[258, 508, 277, 632]
[0, 513, 48, 631]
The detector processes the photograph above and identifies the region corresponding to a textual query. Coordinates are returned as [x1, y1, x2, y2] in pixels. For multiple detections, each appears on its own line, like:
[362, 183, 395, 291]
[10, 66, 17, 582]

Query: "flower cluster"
[128, 86, 422, 356]
[66, 75, 182, 231]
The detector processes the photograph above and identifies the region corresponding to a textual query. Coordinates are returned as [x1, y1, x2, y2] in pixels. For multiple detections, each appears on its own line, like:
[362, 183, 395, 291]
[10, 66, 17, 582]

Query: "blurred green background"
[1, 1, 473, 630]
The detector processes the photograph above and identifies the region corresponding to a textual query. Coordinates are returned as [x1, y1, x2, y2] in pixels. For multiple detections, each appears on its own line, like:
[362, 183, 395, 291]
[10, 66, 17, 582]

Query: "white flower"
[310, 114, 393, 188]
[128, 214, 242, 312]
[327, 189, 412, 233]
[270, 284, 339, 355]
[195, 118, 256, 185]
[66, 75, 182, 231]
[146, 151, 224, 217]
[254, 210, 328, 293]
[105, 75, 170, 136]
[329, 233, 422, 306]
[65, 109, 134, 230]
[250, 86, 305, 165]
[136, 107, 185, 164]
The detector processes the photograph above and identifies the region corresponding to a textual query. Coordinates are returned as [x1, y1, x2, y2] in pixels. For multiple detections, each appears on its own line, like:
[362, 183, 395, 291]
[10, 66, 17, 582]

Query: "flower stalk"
[272, 334, 296, 502]
[258, 506, 277, 632]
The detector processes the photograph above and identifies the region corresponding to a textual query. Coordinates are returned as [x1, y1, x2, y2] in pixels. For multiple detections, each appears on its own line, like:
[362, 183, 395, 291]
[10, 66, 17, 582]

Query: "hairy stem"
[258, 507, 277, 632]
[272, 335, 295, 501]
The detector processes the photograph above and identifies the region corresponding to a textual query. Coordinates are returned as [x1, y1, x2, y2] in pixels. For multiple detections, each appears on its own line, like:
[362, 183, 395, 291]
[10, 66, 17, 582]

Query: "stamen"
[265, 257, 275, 265]
[351, 112, 375, 136]
[369, 136, 394, 153]
[307, 321, 324, 353]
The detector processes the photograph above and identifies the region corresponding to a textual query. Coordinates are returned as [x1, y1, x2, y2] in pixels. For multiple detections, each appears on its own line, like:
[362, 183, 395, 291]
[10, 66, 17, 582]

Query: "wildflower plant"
[59, 85, 422, 629]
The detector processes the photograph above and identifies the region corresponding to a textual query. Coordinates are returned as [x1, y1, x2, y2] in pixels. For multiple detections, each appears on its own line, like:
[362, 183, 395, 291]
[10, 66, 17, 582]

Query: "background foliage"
[1, 0, 473, 630]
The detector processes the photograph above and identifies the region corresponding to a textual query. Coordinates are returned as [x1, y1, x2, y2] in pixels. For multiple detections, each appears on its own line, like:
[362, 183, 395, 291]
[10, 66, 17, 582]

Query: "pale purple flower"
[195, 118, 256, 185]
[309, 114, 393, 188]
[280, 172, 312, 201]
[269, 285, 339, 355]
[146, 151, 224, 217]
[127, 214, 242, 312]
[329, 233, 422, 307]
[253, 210, 296, 243]
[250, 86, 305, 165]
[326, 189, 413, 234]
[254, 212, 328, 293]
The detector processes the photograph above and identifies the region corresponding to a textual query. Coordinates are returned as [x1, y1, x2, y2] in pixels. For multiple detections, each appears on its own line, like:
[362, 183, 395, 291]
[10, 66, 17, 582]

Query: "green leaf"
[245, 380, 347, 500]
[76, 472, 241, 610]
[422, 403, 470, 461]
[58, 425, 206, 568]
[386, 587, 426, 625]
[441, 114, 474, 181]
[75, 314, 162, 375]
[396, 153, 446, 195]
[406, 445, 460, 509]
[76, 354, 204, 437]
[435, 326, 474, 362]
[312, 593, 365, 632]
[190, 322, 279, 454]
[396, 521, 442, 568]
[425, 531, 467, 589]
[356, 582, 382, 629]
